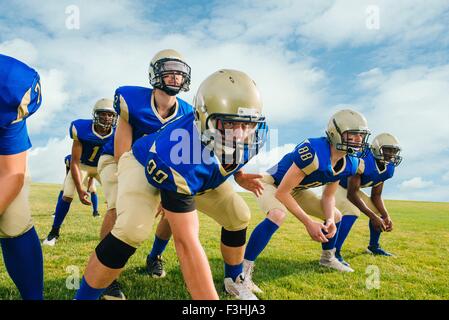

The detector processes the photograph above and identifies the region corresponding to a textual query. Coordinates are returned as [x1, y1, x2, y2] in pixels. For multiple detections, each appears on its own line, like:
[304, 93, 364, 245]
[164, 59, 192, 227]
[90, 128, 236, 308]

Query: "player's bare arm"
[164, 207, 218, 300]
[275, 163, 328, 243]
[347, 174, 386, 231]
[321, 181, 339, 238]
[371, 182, 393, 231]
[0, 152, 27, 214]
[114, 117, 132, 163]
[71, 140, 91, 205]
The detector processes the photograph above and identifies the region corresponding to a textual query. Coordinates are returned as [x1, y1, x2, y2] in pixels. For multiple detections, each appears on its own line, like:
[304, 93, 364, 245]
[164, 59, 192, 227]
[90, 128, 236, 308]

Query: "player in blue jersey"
[0, 54, 43, 299]
[334, 133, 402, 265]
[94, 49, 195, 299]
[75, 69, 267, 300]
[42, 99, 116, 246]
[51, 155, 98, 217]
[242, 109, 370, 294]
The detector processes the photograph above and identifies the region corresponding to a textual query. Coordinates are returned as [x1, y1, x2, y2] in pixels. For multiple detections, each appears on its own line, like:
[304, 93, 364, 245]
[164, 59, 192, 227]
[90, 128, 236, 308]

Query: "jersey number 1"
[88, 146, 100, 162]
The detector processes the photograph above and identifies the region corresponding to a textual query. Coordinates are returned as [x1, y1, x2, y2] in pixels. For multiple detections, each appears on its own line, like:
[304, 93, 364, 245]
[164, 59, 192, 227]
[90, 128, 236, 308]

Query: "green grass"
[1, 183, 448, 300]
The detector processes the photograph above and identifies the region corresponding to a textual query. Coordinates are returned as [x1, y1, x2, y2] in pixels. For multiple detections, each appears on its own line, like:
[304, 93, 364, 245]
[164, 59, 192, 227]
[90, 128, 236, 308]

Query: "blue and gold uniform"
[69, 119, 114, 167]
[254, 137, 363, 222]
[334, 148, 398, 259]
[0, 54, 42, 237]
[64, 154, 72, 170]
[0, 55, 43, 300]
[0, 54, 42, 155]
[268, 137, 361, 190]
[132, 113, 251, 195]
[111, 113, 259, 248]
[339, 148, 394, 190]
[336, 148, 395, 217]
[58, 119, 114, 200]
[114, 86, 193, 143]
[96, 86, 194, 213]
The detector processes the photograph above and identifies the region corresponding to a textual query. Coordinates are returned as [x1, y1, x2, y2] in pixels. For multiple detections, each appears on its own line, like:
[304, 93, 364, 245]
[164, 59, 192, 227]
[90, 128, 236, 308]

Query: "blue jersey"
[69, 119, 115, 167]
[132, 113, 254, 196]
[101, 138, 114, 156]
[340, 148, 395, 189]
[64, 154, 72, 169]
[113, 86, 193, 145]
[0, 54, 42, 155]
[267, 137, 361, 190]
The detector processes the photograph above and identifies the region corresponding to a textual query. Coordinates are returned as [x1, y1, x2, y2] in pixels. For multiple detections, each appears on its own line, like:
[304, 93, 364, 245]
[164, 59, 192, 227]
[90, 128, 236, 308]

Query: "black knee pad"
[221, 227, 247, 247]
[95, 233, 136, 269]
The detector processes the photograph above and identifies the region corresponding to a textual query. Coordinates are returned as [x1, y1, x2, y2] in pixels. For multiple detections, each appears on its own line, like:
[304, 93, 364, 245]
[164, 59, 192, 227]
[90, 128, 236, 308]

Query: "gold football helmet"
[371, 133, 402, 166]
[326, 109, 370, 157]
[193, 69, 267, 164]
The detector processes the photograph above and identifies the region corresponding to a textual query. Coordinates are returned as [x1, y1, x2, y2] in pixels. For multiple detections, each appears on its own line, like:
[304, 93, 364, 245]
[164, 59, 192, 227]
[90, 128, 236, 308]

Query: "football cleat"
[146, 255, 166, 278]
[335, 251, 351, 267]
[92, 211, 100, 218]
[224, 273, 258, 300]
[242, 259, 263, 294]
[42, 229, 60, 247]
[100, 280, 126, 300]
[367, 245, 394, 256]
[319, 249, 354, 272]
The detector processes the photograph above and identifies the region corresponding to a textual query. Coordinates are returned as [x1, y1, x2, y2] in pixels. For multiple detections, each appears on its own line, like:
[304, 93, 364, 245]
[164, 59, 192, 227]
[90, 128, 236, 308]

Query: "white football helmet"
[148, 49, 191, 96]
[92, 98, 117, 130]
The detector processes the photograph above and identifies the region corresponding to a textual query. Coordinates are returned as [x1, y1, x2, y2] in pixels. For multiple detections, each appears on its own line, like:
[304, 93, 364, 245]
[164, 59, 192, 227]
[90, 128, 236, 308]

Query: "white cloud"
[0, 38, 38, 65]
[442, 171, 449, 182]
[2, 1, 449, 202]
[28, 136, 72, 184]
[27, 68, 70, 133]
[400, 177, 434, 190]
[298, 0, 449, 48]
[357, 64, 449, 178]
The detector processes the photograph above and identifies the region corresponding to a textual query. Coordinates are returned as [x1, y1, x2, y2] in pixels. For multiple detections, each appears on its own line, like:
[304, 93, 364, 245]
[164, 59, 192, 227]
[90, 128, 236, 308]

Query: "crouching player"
[243, 109, 370, 294]
[334, 133, 402, 264]
[75, 69, 267, 300]
[51, 155, 98, 217]
[43, 99, 116, 246]
[0, 54, 43, 299]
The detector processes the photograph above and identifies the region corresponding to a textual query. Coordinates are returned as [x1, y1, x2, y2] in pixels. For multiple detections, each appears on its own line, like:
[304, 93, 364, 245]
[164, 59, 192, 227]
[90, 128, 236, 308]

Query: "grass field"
[1, 183, 448, 300]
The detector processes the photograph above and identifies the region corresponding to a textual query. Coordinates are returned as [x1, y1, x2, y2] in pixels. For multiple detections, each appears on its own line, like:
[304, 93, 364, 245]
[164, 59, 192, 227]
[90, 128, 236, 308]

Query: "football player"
[51, 155, 98, 217]
[334, 133, 402, 265]
[243, 109, 370, 294]
[42, 99, 116, 246]
[94, 49, 194, 299]
[74, 69, 267, 300]
[0, 54, 43, 299]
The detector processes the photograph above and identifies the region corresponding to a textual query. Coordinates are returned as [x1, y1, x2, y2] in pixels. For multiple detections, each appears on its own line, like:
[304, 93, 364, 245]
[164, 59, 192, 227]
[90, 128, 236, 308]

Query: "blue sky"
[1, 0, 449, 201]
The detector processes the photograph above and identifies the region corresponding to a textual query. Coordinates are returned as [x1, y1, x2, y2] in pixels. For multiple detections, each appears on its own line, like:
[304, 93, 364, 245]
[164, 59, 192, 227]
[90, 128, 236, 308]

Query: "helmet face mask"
[93, 110, 117, 130]
[338, 129, 371, 157]
[203, 113, 267, 164]
[375, 145, 402, 166]
[149, 57, 191, 96]
[92, 98, 117, 131]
